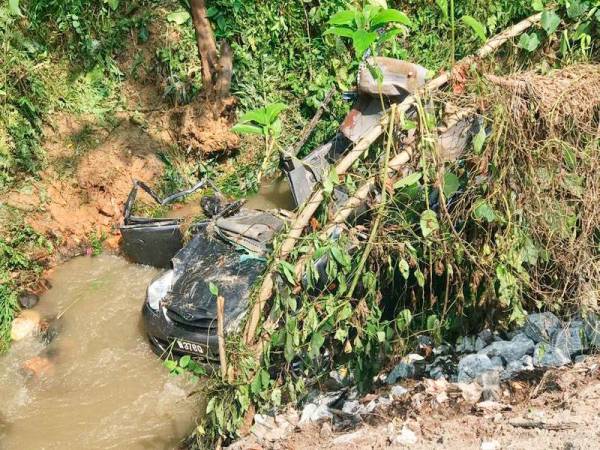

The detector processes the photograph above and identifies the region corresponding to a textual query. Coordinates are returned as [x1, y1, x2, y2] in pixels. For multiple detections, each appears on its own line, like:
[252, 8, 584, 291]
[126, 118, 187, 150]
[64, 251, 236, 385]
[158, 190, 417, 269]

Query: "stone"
[332, 431, 364, 445]
[341, 400, 362, 416]
[523, 312, 561, 343]
[299, 403, 332, 425]
[457, 382, 483, 404]
[456, 335, 477, 353]
[320, 422, 333, 439]
[10, 310, 42, 341]
[390, 385, 409, 399]
[584, 314, 600, 347]
[425, 355, 454, 380]
[533, 342, 571, 368]
[481, 440, 500, 450]
[503, 355, 534, 380]
[393, 426, 418, 446]
[365, 395, 392, 413]
[457, 354, 497, 383]
[478, 371, 501, 401]
[478, 333, 535, 364]
[18, 292, 39, 309]
[552, 321, 588, 356]
[386, 354, 424, 384]
[476, 329, 495, 351]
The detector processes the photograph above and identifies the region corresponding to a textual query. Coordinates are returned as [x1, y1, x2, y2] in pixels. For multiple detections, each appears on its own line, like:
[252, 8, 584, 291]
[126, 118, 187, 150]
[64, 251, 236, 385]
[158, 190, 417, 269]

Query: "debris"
[251, 411, 298, 443]
[299, 391, 342, 425]
[503, 355, 534, 380]
[392, 426, 418, 446]
[523, 312, 561, 343]
[533, 342, 571, 368]
[476, 401, 512, 413]
[390, 385, 409, 399]
[457, 354, 497, 383]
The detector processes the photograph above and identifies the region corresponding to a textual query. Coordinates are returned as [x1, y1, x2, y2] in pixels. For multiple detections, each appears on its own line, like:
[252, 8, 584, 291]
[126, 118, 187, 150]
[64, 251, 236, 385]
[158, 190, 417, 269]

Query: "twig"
[287, 86, 337, 157]
[217, 295, 227, 380]
[508, 419, 577, 431]
[346, 104, 397, 298]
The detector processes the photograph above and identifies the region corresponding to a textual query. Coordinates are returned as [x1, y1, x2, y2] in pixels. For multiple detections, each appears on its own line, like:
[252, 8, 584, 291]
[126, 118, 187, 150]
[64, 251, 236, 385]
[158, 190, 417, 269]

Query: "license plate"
[175, 339, 206, 355]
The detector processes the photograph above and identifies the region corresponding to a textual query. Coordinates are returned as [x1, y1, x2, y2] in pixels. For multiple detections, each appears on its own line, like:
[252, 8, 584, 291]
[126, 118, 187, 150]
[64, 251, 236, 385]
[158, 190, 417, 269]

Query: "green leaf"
[531, 0, 544, 12]
[473, 200, 496, 222]
[393, 171, 422, 189]
[397, 309, 412, 331]
[420, 209, 439, 238]
[351, 30, 378, 56]
[329, 9, 356, 26]
[398, 258, 410, 280]
[567, 0, 589, 18]
[462, 15, 487, 41]
[472, 126, 487, 154]
[442, 171, 460, 199]
[436, 0, 449, 21]
[231, 124, 263, 135]
[324, 26, 355, 38]
[379, 28, 404, 44]
[166, 10, 191, 25]
[8, 0, 22, 16]
[250, 372, 263, 394]
[279, 261, 296, 285]
[106, 0, 119, 11]
[309, 332, 325, 359]
[518, 32, 541, 52]
[371, 9, 413, 28]
[179, 355, 191, 368]
[238, 108, 269, 125]
[271, 388, 282, 407]
[377, 331, 386, 342]
[265, 102, 287, 122]
[415, 269, 425, 288]
[541, 10, 561, 35]
[563, 146, 576, 169]
[208, 282, 219, 296]
[163, 360, 177, 371]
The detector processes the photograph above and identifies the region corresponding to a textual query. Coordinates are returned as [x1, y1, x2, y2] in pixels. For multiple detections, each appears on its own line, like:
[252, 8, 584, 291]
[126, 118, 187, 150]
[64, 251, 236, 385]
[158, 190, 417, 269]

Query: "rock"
[386, 354, 424, 384]
[503, 355, 534, 380]
[481, 440, 500, 450]
[457, 382, 483, 404]
[478, 371, 501, 401]
[552, 321, 588, 356]
[584, 314, 600, 347]
[365, 395, 392, 413]
[476, 401, 511, 413]
[252, 412, 298, 443]
[393, 426, 418, 446]
[299, 403, 332, 425]
[320, 422, 333, 439]
[390, 385, 409, 399]
[524, 312, 561, 343]
[18, 292, 39, 309]
[478, 333, 534, 364]
[533, 342, 571, 368]
[574, 354, 587, 364]
[456, 335, 477, 353]
[425, 355, 454, 380]
[457, 354, 497, 383]
[424, 378, 450, 404]
[10, 310, 42, 341]
[476, 329, 495, 351]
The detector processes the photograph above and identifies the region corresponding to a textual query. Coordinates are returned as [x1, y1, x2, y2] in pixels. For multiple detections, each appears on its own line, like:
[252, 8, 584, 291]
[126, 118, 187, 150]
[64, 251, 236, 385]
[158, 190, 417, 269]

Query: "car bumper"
[142, 301, 220, 361]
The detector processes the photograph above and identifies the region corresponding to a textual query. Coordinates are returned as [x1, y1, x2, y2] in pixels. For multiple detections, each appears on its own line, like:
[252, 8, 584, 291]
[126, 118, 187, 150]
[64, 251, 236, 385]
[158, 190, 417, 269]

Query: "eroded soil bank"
[0, 255, 199, 450]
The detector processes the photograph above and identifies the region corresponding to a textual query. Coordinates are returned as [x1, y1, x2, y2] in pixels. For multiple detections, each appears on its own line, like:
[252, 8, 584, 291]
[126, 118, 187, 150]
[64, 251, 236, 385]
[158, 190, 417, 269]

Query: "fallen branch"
[243, 12, 542, 345]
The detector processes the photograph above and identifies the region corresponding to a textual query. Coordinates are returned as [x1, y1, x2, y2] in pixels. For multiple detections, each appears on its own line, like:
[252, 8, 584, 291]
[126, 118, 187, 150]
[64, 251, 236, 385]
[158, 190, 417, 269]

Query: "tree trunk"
[190, 0, 219, 92]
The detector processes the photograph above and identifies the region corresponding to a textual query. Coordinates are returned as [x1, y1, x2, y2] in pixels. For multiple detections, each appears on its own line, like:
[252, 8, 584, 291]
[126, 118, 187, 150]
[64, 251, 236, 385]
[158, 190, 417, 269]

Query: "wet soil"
[0, 255, 198, 450]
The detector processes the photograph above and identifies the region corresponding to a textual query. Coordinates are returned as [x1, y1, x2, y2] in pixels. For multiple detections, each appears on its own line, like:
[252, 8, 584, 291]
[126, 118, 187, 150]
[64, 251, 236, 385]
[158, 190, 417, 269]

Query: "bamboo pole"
[216, 295, 227, 379]
[243, 12, 542, 345]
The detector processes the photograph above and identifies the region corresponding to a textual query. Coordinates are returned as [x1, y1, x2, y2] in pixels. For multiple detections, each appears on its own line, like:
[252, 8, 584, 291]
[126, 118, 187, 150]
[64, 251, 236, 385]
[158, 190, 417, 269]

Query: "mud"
[0, 255, 199, 450]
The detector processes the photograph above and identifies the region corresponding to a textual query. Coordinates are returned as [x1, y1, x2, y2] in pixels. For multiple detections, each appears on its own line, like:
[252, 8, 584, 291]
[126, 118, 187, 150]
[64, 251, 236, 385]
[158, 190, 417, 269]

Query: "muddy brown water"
[0, 255, 199, 450]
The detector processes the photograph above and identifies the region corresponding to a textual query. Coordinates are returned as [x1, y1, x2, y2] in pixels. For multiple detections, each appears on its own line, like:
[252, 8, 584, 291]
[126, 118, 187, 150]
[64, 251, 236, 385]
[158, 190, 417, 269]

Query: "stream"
[0, 178, 294, 449]
[0, 255, 198, 450]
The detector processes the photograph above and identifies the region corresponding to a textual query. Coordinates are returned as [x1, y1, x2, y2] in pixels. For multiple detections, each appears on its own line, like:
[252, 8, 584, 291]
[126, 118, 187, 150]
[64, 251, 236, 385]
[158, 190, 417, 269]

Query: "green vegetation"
[0, 0, 599, 447]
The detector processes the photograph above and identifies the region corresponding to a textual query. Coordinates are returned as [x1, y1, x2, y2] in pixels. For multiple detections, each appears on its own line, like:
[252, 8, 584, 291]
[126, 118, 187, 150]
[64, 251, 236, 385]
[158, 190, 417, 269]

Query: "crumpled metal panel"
[358, 57, 428, 96]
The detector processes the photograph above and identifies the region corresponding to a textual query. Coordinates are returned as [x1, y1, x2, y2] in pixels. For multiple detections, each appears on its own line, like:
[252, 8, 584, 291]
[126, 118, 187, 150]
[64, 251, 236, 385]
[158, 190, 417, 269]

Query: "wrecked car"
[126, 57, 481, 361]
